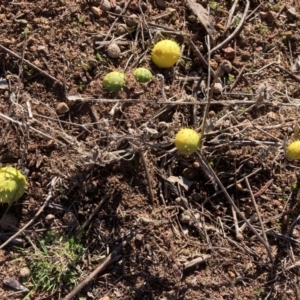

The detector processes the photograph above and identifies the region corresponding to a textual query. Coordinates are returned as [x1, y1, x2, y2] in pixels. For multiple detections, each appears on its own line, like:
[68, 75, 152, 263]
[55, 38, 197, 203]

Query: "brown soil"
[1, 0, 300, 299]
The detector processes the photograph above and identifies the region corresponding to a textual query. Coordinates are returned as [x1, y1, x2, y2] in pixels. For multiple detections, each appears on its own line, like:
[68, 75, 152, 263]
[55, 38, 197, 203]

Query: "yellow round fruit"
[151, 40, 181, 68]
[286, 140, 300, 160]
[175, 128, 201, 156]
[0, 166, 27, 204]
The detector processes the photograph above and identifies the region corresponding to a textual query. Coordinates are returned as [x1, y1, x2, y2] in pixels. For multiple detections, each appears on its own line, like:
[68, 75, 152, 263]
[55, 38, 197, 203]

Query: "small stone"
[272, 200, 281, 207]
[192, 161, 200, 168]
[100, 0, 111, 12]
[236, 183, 243, 190]
[223, 46, 235, 59]
[107, 43, 121, 58]
[45, 214, 55, 223]
[265, 11, 276, 23]
[222, 60, 232, 73]
[286, 7, 297, 21]
[210, 59, 218, 70]
[291, 33, 300, 42]
[187, 15, 197, 23]
[126, 14, 138, 27]
[0, 214, 18, 230]
[246, 160, 255, 169]
[156, 0, 166, 9]
[216, 23, 225, 31]
[114, 5, 122, 14]
[91, 6, 101, 16]
[135, 233, 144, 241]
[19, 267, 30, 278]
[212, 82, 223, 94]
[182, 167, 198, 180]
[63, 212, 79, 227]
[208, 110, 216, 118]
[179, 212, 191, 224]
[56, 102, 69, 114]
[115, 24, 127, 35]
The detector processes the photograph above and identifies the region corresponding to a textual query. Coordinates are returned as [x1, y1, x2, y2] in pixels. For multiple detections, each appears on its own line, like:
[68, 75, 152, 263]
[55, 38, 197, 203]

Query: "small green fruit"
[175, 128, 201, 155]
[134, 67, 152, 83]
[103, 71, 126, 92]
[0, 167, 27, 204]
[286, 140, 300, 160]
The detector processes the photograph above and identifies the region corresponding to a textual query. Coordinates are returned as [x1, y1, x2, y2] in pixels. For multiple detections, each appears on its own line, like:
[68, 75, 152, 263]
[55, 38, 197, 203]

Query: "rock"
[91, 6, 101, 17]
[56, 102, 69, 114]
[115, 24, 127, 35]
[114, 5, 122, 14]
[179, 212, 191, 224]
[187, 15, 197, 23]
[0, 214, 18, 230]
[210, 59, 218, 70]
[19, 267, 30, 279]
[63, 212, 79, 227]
[223, 46, 235, 59]
[45, 214, 55, 224]
[126, 14, 138, 27]
[286, 7, 297, 21]
[222, 60, 232, 73]
[100, 0, 111, 11]
[156, 0, 166, 9]
[182, 167, 198, 181]
[107, 43, 121, 58]
[212, 82, 223, 94]
[265, 11, 276, 23]
[291, 33, 300, 42]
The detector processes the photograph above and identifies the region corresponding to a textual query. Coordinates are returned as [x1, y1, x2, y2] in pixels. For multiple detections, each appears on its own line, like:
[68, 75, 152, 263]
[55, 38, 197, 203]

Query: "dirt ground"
[1, 0, 300, 299]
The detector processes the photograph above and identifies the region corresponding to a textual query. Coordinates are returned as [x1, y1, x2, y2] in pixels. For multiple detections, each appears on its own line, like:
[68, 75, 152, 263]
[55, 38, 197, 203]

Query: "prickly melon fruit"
[152, 39, 181, 68]
[175, 128, 201, 156]
[134, 67, 153, 83]
[286, 140, 300, 160]
[0, 166, 27, 204]
[103, 71, 126, 92]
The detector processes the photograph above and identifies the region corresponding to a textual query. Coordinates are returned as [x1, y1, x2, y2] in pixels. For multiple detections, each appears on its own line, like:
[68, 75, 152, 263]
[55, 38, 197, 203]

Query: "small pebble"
[286, 7, 297, 21]
[63, 212, 79, 227]
[210, 59, 218, 70]
[114, 5, 122, 14]
[19, 267, 30, 279]
[208, 110, 216, 118]
[115, 24, 127, 35]
[192, 161, 200, 168]
[182, 167, 198, 181]
[179, 212, 191, 224]
[56, 102, 69, 114]
[100, 0, 111, 11]
[107, 43, 121, 58]
[91, 6, 101, 17]
[223, 46, 235, 59]
[156, 0, 166, 9]
[187, 15, 197, 23]
[212, 82, 223, 94]
[126, 14, 138, 27]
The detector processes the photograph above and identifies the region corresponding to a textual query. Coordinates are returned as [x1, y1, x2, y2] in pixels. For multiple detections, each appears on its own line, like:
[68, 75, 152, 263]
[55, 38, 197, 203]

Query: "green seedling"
[134, 67, 152, 83]
[103, 71, 126, 92]
[0, 166, 27, 204]
[175, 128, 201, 155]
